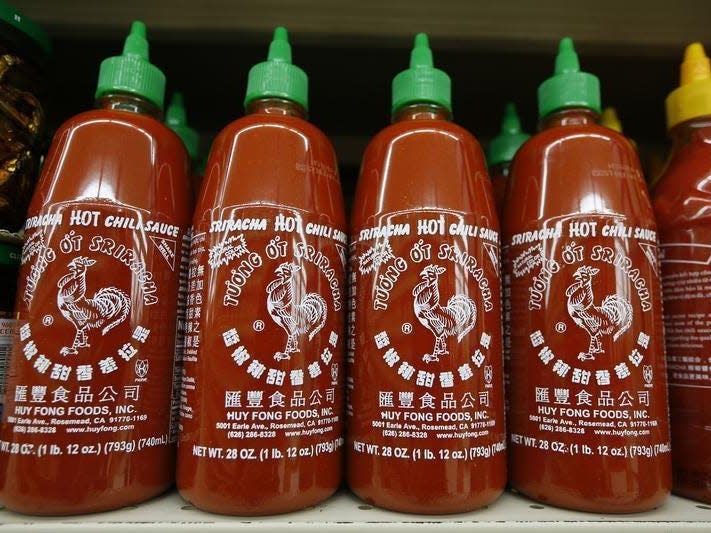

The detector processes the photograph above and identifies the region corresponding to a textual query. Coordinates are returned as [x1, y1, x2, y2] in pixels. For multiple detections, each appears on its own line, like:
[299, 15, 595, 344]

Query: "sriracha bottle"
[653, 42, 711, 504]
[487, 102, 529, 218]
[176, 27, 346, 515]
[0, 22, 192, 514]
[347, 34, 506, 514]
[504, 37, 671, 512]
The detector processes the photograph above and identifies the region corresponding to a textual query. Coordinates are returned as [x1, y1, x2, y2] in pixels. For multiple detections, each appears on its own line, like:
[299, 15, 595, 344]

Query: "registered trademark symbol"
[555, 322, 567, 333]
[42, 315, 53, 326]
[253, 320, 265, 332]
[402, 322, 413, 334]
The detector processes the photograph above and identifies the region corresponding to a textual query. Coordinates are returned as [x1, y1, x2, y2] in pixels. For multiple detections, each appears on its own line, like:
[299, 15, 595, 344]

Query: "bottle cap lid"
[538, 37, 601, 119]
[600, 107, 623, 132]
[95, 21, 166, 110]
[244, 27, 308, 111]
[166, 92, 199, 161]
[666, 42, 711, 129]
[487, 102, 530, 166]
[392, 33, 451, 114]
[165, 92, 200, 161]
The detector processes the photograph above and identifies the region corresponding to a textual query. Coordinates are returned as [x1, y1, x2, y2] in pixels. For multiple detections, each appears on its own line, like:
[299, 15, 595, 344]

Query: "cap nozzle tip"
[268, 26, 292, 63]
[684, 42, 707, 61]
[502, 102, 522, 132]
[410, 32, 433, 67]
[130, 21, 146, 38]
[273, 26, 288, 41]
[169, 92, 184, 109]
[123, 20, 149, 59]
[559, 37, 573, 51]
[680, 42, 711, 85]
[414, 33, 429, 47]
[555, 36, 580, 74]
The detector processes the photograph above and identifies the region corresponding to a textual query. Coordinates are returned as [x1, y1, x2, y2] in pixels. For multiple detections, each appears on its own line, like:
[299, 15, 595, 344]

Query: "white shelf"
[0, 489, 709, 531]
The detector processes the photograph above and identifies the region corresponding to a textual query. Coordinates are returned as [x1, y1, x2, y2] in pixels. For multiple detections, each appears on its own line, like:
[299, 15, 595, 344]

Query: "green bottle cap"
[0, 2, 50, 56]
[538, 37, 601, 119]
[392, 33, 452, 114]
[487, 103, 530, 166]
[95, 21, 166, 110]
[166, 92, 199, 161]
[244, 27, 308, 111]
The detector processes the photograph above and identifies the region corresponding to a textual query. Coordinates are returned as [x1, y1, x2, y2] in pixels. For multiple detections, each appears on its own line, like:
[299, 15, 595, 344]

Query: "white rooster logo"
[412, 265, 477, 363]
[565, 265, 633, 361]
[266, 262, 327, 361]
[56, 256, 131, 356]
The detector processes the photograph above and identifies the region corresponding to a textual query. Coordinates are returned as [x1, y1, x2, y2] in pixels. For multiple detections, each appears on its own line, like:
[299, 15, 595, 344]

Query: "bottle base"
[1, 482, 172, 516]
[178, 485, 339, 516]
[510, 483, 670, 514]
[672, 485, 711, 505]
[350, 485, 504, 515]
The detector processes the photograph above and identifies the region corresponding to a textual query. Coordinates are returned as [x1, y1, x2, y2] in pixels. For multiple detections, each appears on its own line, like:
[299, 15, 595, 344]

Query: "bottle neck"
[245, 98, 307, 119]
[392, 103, 451, 123]
[539, 107, 599, 130]
[96, 93, 162, 120]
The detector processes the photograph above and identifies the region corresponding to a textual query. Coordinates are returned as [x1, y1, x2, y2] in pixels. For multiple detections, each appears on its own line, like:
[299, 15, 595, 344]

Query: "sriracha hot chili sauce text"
[347, 34, 506, 514]
[653, 42, 711, 504]
[0, 22, 192, 514]
[176, 28, 346, 515]
[504, 38, 671, 513]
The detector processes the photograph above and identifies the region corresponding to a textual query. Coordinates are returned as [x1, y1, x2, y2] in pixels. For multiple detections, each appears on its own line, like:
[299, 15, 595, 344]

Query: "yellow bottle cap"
[666, 42, 711, 129]
[600, 107, 623, 133]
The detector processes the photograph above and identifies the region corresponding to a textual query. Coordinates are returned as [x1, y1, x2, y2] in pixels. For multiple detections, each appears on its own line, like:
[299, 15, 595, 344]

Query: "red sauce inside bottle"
[653, 116, 711, 504]
[176, 97, 346, 515]
[0, 92, 192, 515]
[348, 102, 506, 514]
[504, 107, 671, 512]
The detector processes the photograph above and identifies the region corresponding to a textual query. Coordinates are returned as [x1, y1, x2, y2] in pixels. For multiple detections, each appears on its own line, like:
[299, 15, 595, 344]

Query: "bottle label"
[180, 204, 345, 461]
[0, 316, 16, 421]
[659, 228, 711, 389]
[348, 208, 506, 463]
[0, 201, 187, 458]
[505, 214, 670, 459]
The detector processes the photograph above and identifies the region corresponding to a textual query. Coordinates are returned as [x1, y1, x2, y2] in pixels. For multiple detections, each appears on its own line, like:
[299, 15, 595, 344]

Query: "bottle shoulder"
[51, 108, 188, 162]
[30, 109, 191, 218]
[59, 108, 177, 138]
[216, 113, 335, 151]
[365, 119, 481, 155]
[506, 124, 652, 232]
[197, 114, 344, 225]
[653, 139, 711, 231]
[352, 119, 495, 227]
[517, 123, 634, 156]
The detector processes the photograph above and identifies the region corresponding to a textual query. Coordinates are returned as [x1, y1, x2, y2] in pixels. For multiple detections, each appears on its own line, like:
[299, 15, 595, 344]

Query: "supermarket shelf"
[0, 489, 709, 531]
[13, 0, 711, 54]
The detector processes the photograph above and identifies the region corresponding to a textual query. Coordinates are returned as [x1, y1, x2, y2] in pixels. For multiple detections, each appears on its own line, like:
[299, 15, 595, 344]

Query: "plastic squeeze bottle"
[653, 42, 711, 504]
[487, 103, 530, 218]
[503, 38, 671, 512]
[0, 21, 192, 515]
[347, 34, 506, 514]
[166, 92, 201, 195]
[176, 27, 346, 515]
